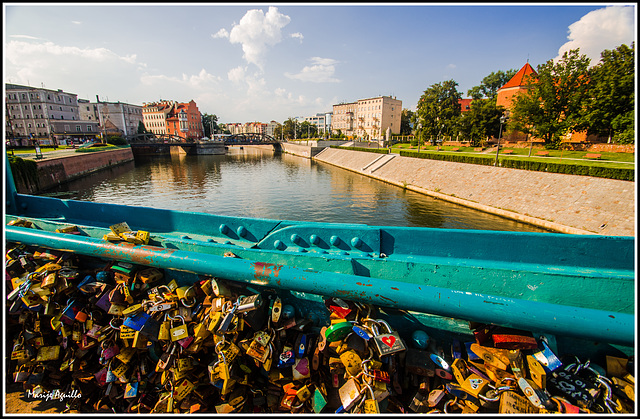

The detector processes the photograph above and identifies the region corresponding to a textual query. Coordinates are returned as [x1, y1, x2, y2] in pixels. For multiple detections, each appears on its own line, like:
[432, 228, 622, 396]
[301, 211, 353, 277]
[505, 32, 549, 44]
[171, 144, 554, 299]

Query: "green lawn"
[391, 143, 635, 165]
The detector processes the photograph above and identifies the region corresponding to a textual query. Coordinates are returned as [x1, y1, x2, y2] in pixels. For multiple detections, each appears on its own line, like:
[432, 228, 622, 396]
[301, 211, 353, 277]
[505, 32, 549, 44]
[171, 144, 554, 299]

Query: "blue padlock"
[123, 312, 150, 332]
[276, 349, 295, 368]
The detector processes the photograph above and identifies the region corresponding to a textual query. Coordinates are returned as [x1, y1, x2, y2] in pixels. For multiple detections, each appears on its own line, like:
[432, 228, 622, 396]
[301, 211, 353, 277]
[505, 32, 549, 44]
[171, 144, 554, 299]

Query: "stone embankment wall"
[312, 148, 635, 236]
[14, 148, 134, 194]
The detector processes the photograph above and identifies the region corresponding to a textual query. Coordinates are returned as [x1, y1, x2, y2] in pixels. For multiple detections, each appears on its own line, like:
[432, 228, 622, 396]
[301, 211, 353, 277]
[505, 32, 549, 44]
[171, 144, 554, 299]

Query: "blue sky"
[4, 3, 636, 124]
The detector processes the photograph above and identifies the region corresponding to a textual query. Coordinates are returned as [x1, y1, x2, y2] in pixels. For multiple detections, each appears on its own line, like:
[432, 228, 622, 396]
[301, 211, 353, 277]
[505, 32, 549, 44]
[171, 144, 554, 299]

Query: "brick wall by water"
[15, 148, 134, 194]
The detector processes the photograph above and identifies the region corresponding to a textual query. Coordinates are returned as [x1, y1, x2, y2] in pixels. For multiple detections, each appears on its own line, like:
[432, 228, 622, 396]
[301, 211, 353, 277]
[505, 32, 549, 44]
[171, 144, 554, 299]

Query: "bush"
[398, 151, 633, 181]
[106, 135, 127, 145]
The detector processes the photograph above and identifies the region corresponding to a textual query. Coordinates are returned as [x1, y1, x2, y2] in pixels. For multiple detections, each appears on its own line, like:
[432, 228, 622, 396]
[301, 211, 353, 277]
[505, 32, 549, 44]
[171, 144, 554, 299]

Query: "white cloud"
[226, 6, 291, 69]
[212, 28, 229, 39]
[140, 68, 221, 88]
[10, 34, 41, 40]
[285, 57, 340, 83]
[227, 66, 247, 84]
[447, 63, 456, 69]
[5, 40, 138, 65]
[556, 6, 635, 65]
[291, 32, 304, 42]
[71, 21, 81, 25]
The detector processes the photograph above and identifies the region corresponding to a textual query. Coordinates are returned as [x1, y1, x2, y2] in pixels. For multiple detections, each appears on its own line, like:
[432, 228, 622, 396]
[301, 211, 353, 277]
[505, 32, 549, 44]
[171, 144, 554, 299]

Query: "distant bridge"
[125, 133, 280, 157]
[126, 132, 278, 146]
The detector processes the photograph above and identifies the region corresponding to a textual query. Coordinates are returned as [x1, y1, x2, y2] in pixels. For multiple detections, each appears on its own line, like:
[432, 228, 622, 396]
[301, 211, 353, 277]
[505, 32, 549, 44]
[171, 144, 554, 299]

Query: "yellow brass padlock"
[116, 348, 136, 364]
[36, 346, 61, 362]
[470, 344, 511, 371]
[111, 361, 129, 378]
[120, 325, 137, 340]
[41, 272, 57, 288]
[526, 355, 547, 388]
[340, 350, 363, 377]
[158, 321, 171, 341]
[170, 316, 188, 342]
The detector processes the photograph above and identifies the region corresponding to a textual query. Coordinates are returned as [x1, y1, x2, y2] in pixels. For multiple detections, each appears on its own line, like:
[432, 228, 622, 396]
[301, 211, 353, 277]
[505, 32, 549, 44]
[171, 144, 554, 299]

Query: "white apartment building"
[6, 83, 100, 145]
[95, 96, 144, 137]
[304, 112, 333, 136]
[265, 121, 279, 138]
[331, 96, 402, 140]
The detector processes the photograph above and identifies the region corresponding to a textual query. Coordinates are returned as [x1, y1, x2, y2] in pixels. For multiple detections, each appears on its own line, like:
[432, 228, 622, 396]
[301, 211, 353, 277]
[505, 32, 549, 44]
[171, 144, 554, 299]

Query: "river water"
[43, 147, 549, 232]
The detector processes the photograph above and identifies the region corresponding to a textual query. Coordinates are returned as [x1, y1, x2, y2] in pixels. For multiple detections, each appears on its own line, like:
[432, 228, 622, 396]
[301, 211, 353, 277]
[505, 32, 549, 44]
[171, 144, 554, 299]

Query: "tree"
[202, 113, 219, 138]
[415, 80, 462, 145]
[457, 98, 506, 146]
[582, 43, 635, 144]
[400, 109, 414, 135]
[137, 121, 147, 134]
[509, 49, 591, 147]
[467, 69, 518, 99]
[299, 121, 317, 139]
[282, 118, 298, 140]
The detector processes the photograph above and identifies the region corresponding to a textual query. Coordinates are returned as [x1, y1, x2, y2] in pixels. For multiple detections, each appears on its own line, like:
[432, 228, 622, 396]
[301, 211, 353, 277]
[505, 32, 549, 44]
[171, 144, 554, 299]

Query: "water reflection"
[43, 148, 548, 232]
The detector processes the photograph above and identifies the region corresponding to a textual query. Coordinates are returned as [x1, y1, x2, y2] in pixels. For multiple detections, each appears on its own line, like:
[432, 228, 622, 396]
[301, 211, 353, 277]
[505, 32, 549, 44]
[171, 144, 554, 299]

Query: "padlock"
[547, 365, 601, 409]
[36, 345, 61, 361]
[338, 377, 362, 412]
[340, 349, 363, 377]
[371, 319, 406, 357]
[526, 354, 547, 388]
[169, 315, 189, 342]
[292, 357, 311, 381]
[137, 267, 163, 284]
[11, 343, 31, 364]
[363, 383, 381, 413]
[409, 390, 430, 413]
[431, 353, 454, 380]
[270, 296, 282, 323]
[116, 347, 136, 364]
[133, 331, 150, 349]
[324, 320, 353, 343]
[13, 365, 32, 383]
[499, 390, 539, 413]
[470, 343, 511, 371]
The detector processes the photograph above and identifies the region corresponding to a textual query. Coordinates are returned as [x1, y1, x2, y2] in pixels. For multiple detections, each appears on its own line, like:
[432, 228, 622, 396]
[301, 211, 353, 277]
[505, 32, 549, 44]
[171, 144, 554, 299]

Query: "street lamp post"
[494, 115, 507, 166]
[417, 122, 423, 153]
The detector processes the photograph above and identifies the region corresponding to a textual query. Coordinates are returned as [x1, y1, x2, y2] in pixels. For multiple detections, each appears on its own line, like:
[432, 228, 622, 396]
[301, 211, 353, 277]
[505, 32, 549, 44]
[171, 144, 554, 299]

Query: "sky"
[3, 3, 637, 124]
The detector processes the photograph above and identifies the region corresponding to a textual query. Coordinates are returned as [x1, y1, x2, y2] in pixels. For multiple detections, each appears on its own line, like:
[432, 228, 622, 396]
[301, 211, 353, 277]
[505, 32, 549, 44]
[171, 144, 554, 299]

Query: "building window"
[87, 126, 92, 132]
[76, 125, 81, 132]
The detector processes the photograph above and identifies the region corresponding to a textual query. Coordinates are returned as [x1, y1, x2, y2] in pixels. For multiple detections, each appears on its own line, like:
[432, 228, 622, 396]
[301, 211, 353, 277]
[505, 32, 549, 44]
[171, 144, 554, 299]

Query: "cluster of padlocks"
[6, 232, 635, 413]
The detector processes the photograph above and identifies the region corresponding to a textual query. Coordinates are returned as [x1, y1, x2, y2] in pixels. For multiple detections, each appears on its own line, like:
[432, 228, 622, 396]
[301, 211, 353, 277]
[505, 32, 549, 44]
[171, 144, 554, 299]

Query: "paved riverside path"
[313, 147, 635, 236]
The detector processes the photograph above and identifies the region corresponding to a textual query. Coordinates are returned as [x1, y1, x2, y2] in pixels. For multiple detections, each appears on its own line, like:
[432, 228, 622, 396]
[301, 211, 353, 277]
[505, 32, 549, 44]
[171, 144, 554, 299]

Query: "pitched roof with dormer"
[500, 62, 538, 89]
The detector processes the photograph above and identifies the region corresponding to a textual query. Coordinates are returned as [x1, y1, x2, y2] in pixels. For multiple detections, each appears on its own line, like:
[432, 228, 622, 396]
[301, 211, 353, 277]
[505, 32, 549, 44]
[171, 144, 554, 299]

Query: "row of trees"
[411, 43, 634, 147]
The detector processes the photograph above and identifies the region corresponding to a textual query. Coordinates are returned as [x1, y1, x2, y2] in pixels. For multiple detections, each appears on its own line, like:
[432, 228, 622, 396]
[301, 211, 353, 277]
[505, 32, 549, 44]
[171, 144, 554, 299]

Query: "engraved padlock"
[169, 315, 189, 342]
[371, 319, 406, 357]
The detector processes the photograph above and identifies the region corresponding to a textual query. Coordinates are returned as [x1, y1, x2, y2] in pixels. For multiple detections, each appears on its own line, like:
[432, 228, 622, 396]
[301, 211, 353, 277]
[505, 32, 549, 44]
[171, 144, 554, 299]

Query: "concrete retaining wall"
[313, 148, 635, 236]
[279, 143, 325, 158]
[16, 148, 134, 194]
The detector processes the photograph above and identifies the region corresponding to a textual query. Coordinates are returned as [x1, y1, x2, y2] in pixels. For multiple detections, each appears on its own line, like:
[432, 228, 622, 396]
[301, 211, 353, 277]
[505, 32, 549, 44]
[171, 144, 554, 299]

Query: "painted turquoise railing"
[4, 155, 635, 356]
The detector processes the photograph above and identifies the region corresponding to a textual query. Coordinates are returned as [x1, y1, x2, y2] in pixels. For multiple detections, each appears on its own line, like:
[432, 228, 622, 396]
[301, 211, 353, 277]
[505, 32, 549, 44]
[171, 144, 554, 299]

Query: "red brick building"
[495, 62, 602, 145]
[142, 100, 204, 141]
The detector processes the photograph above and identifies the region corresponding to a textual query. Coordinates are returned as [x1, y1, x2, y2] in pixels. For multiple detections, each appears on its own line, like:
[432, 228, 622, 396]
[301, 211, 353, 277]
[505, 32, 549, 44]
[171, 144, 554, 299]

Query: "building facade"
[95, 96, 144, 137]
[331, 96, 401, 139]
[142, 100, 204, 140]
[304, 112, 332, 137]
[6, 83, 100, 145]
[495, 62, 603, 144]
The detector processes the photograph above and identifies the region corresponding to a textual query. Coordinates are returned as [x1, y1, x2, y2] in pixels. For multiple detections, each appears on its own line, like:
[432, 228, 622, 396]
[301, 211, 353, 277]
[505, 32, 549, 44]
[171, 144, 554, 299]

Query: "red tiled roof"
[500, 62, 538, 89]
